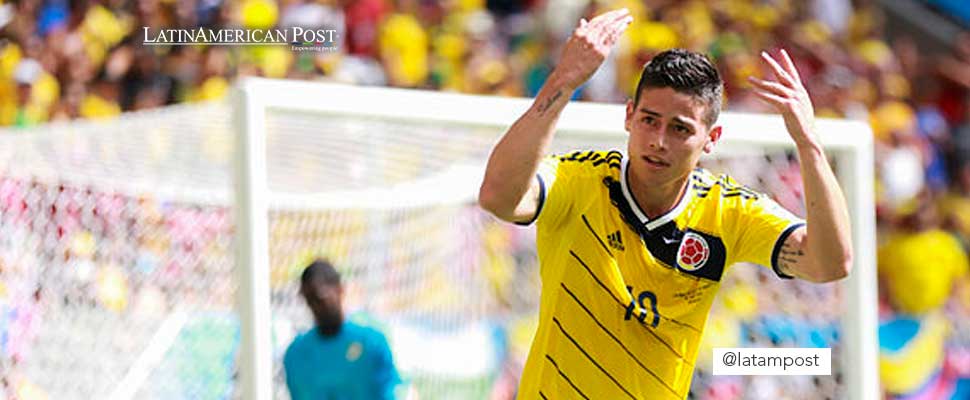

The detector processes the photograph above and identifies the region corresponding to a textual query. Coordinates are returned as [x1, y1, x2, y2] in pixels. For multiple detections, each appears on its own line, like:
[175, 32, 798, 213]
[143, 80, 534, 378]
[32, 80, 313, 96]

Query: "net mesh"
[1, 88, 849, 399]
[0, 103, 236, 399]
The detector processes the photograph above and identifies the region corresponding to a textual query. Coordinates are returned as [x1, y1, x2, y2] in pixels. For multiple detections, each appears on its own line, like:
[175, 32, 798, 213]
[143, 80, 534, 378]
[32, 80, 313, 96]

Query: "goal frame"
[232, 77, 878, 400]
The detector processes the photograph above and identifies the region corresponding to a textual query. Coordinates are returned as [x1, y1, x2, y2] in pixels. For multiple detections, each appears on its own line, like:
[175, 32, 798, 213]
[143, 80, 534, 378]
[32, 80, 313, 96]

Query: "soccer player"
[284, 259, 402, 400]
[477, 8, 853, 399]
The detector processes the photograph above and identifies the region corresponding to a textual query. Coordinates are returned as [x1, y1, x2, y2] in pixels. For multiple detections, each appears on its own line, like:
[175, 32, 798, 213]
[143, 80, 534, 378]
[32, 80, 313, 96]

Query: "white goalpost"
[232, 78, 878, 400]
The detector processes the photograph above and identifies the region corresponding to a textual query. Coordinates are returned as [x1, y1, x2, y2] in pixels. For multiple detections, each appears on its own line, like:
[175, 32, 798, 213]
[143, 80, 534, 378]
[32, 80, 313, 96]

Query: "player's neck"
[628, 170, 689, 218]
[316, 323, 343, 337]
[315, 316, 344, 337]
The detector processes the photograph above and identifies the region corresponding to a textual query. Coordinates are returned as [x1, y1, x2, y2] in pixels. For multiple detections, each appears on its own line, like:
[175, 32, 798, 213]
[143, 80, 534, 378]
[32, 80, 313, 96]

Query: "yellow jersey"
[516, 150, 805, 399]
[878, 229, 968, 314]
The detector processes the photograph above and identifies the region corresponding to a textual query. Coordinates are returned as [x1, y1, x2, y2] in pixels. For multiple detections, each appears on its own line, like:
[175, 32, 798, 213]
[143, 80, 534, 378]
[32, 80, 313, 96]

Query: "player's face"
[302, 280, 344, 330]
[624, 87, 721, 186]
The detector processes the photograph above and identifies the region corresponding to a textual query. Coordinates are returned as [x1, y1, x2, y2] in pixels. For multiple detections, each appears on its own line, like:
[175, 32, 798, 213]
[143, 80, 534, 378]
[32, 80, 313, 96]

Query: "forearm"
[479, 8, 631, 220]
[748, 49, 853, 282]
[478, 75, 574, 218]
[797, 143, 853, 281]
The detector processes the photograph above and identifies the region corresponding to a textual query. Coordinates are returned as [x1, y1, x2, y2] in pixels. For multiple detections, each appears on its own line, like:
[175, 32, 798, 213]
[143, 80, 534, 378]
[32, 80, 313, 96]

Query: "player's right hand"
[552, 8, 633, 91]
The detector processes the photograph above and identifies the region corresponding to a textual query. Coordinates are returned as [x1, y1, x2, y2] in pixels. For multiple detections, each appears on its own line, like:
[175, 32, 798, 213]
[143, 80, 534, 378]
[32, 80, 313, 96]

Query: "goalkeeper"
[478, 8, 853, 399]
[283, 259, 402, 399]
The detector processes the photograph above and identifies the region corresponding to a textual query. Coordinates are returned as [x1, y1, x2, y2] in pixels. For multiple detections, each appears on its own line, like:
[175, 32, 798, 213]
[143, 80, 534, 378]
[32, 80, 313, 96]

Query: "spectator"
[879, 191, 969, 315]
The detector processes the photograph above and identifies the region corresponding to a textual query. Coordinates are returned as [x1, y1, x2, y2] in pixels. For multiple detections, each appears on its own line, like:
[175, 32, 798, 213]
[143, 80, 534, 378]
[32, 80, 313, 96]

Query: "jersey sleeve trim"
[515, 174, 546, 226]
[770, 222, 805, 280]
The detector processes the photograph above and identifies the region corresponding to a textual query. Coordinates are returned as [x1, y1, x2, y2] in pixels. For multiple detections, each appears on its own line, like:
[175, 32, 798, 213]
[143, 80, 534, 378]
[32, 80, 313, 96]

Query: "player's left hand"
[748, 49, 819, 149]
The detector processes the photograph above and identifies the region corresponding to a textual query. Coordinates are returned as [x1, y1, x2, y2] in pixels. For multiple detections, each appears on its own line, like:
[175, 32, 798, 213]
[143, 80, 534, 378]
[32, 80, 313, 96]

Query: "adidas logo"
[607, 230, 625, 251]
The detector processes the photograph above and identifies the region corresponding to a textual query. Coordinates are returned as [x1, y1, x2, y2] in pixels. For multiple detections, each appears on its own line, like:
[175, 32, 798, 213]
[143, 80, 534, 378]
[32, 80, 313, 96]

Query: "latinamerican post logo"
[142, 27, 339, 51]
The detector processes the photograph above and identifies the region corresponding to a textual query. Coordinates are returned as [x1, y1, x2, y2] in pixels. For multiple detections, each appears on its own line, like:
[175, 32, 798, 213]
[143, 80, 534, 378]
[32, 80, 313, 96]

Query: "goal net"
[0, 79, 877, 399]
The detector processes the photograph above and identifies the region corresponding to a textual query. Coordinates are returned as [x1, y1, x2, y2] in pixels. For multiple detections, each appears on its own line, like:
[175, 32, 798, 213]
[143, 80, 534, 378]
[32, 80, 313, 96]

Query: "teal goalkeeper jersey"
[284, 321, 402, 400]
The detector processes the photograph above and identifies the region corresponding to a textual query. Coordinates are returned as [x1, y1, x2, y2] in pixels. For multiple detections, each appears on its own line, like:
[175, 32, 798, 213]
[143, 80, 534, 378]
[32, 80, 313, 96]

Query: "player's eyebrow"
[638, 107, 699, 127]
[638, 107, 661, 118]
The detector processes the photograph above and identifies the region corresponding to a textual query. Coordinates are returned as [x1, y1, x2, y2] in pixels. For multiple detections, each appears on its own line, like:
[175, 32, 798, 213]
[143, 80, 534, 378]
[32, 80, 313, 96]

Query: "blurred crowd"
[2, 0, 970, 398]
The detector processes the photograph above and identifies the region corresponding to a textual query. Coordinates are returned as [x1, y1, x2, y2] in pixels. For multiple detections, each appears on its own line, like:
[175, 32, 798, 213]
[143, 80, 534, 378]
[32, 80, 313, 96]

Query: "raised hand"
[552, 8, 633, 91]
[747, 49, 819, 148]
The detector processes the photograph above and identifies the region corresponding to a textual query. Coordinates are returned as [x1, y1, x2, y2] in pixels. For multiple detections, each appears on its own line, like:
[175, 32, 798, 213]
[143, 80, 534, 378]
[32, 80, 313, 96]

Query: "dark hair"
[301, 259, 341, 287]
[633, 49, 724, 127]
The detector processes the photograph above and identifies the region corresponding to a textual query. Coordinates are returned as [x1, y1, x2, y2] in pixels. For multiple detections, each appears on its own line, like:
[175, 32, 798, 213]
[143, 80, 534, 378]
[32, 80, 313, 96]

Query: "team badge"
[677, 232, 710, 271]
[346, 342, 363, 362]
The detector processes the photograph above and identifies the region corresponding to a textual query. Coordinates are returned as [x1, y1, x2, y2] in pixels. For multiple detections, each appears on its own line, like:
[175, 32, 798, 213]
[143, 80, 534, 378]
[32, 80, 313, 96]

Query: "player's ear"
[625, 100, 634, 133]
[703, 125, 722, 153]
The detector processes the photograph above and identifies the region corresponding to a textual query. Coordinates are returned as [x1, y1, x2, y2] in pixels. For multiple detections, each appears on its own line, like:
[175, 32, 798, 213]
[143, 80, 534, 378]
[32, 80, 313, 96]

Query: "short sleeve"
[283, 340, 307, 400]
[729, 196, 805, 279]
[370, 331, 402, 400]
[529, 154, 585, 229]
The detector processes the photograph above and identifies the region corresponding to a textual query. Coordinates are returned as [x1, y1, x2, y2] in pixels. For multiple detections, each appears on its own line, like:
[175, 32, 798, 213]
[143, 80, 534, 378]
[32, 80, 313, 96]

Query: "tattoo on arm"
[536, 90, 564, 115]
[777, 240, 806, 276]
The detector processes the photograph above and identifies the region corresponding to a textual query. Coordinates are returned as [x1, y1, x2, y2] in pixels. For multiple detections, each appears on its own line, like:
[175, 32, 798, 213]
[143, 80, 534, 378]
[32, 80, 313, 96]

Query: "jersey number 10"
[624, 286, 660, 328]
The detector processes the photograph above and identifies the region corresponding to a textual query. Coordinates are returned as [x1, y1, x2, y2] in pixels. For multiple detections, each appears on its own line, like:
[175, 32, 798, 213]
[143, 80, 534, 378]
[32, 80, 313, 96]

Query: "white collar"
[619, 156, 692, 231]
